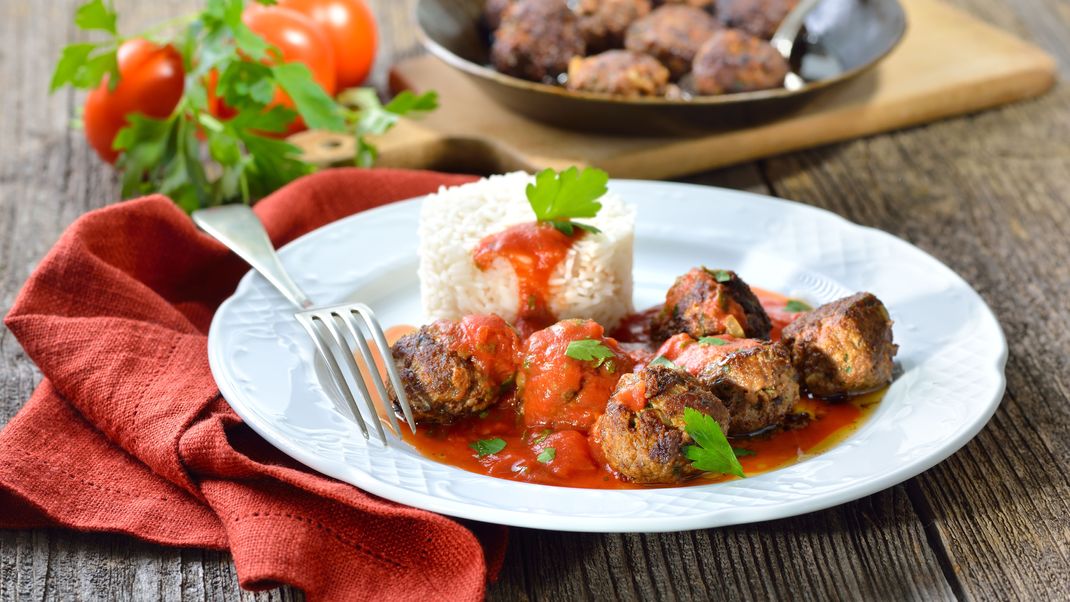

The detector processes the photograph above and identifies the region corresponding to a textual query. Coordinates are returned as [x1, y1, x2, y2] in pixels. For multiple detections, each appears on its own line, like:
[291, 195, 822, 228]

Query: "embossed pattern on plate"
[207, 180, 1006, 532]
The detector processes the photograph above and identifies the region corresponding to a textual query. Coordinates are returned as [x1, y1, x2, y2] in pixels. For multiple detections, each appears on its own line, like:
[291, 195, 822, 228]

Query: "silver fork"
[192, 204, 415, 446]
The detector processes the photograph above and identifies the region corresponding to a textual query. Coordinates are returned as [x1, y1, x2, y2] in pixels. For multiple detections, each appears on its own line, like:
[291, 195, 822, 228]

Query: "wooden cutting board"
[291, 0, 1055, 178]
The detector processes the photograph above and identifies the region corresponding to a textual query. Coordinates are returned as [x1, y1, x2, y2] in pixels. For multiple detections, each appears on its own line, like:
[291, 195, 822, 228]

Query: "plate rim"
[208, 179, 1007, 532]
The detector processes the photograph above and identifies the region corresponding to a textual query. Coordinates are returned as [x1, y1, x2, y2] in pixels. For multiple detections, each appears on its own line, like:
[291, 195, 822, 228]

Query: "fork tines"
[294, 303, 415, 446]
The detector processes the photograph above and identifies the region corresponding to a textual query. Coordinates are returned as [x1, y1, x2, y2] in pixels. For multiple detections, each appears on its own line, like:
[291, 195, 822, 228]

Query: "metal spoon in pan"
[771, 0, 824, 91]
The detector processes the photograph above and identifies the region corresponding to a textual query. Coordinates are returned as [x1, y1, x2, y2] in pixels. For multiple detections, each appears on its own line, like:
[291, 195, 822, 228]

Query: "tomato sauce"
[517, 319, 634, 431]
[382, 287, 885, 490]
[453, 314, 521, 386]
[472, 221, 583, 337]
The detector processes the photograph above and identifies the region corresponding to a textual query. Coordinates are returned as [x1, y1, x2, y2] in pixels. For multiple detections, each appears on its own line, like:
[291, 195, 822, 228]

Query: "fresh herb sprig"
[649, 355, 678, 369]
[51, 0, 124, 93]
[536, 447, 556, 463]
[682, 407, 746, 478]
[526, 167, 609, 236]
[469, 437, 506, 458]
[51, 0, 437, 212]
[785, 299, 813, 313]
[565, 339, 615, 367]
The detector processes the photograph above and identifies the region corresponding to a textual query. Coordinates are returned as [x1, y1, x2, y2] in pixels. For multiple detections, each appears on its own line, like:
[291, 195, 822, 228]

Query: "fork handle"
[192, 205, 313, 309]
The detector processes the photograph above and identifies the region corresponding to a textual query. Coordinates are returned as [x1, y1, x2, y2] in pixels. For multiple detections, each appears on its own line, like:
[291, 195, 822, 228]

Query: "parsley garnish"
[732, 447, 756, 458]
[533, 429, 553, 444]
[708, 269, 733, 283]
[682, 408, 745, 478]
[649, 355, 679, 369]
[565, 339, 615, 367]
[469, 438, 506, 458]
[698, 337, 728, 346]
[785, 299, 813, 313]
[536, 447, 556, 463]
[526, 167, 608, 235]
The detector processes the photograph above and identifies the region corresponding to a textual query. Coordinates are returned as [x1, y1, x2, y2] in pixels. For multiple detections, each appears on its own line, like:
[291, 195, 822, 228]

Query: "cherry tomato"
[83, 39, 184, 163]
[281, 0, 378, 89]
[242, 4, 337, 135]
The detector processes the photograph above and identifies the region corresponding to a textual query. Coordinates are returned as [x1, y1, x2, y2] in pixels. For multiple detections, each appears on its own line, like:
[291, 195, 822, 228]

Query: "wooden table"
[1, 0, 1066, 599]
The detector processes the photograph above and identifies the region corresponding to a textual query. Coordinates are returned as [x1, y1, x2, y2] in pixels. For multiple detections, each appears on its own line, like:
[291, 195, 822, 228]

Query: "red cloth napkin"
[0, 168, 508, 601]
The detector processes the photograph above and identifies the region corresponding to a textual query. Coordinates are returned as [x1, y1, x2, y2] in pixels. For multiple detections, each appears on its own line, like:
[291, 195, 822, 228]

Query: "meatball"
[483, 0, 514, 30]
[491, 0, 586, 83]
[715, 0, 799, 39]
[567, 50, 670, 96]
[651, 267, 773, 342]
[389, 315, 521, 424]
[780, 292, 898, 396]
[691, 29, 789, 95]
[576, 0, 652, 53]
[697, 340, 799, 433]
[624, 5, 720, 80]
[591, 364, 730, 483]
[518, 319, 636, 431]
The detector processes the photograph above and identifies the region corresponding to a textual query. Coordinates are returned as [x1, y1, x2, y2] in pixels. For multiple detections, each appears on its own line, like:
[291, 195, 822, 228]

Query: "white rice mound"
[419, 171, 635, 329]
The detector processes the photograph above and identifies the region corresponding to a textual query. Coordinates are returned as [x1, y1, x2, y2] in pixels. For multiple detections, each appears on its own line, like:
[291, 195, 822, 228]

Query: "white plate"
[208, 180, 1006, 532]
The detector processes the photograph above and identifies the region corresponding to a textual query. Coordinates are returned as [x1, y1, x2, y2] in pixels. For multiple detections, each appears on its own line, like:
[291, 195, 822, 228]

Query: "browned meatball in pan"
[491, 0, 586, 83]
[715, 0, 798, 39]
[576, 0, 652, 53]
[691, 29, 789, 94]
[388, 315, 521, 424]
[567, 50, 670, 96]
[781, 292, 897, 397]
[624, 5, 720, 80]
[651, 267, 772, 342]
[697, 340, 799, 433]
[591, 364, 730, 483]
[483, 0, 514, 30]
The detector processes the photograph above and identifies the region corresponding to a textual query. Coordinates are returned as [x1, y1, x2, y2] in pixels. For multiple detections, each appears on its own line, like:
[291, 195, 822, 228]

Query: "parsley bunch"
[51, 0, 436, 212]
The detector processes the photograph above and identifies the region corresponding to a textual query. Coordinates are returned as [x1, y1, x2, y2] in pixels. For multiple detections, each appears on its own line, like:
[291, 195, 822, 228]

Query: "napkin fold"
[0, 168, 507, 601]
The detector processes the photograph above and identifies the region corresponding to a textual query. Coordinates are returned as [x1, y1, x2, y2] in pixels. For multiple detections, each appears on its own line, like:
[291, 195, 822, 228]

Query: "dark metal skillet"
[414, 0, 907, 135]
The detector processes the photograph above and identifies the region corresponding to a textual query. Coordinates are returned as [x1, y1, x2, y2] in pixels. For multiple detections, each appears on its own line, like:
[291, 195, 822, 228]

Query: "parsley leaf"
[785, 299, 813, 313]
[525, 167, 608, 232]
[469, 438, 507, 458]
[536, 447, 556, 463]
[74, 0, 118, 35]
[698, 337, 728, 346]
[343, 89, 439, 167]
[533, 429, 553, 444]
[271, 62, 346, 132]
[51, 42, 120, 92]
[732, 447, 756, 458]
[649, 355, 679, 369]
[682, 407, 745, 478]
[565, 339, 615, 365]
[708, 269, 732, 283]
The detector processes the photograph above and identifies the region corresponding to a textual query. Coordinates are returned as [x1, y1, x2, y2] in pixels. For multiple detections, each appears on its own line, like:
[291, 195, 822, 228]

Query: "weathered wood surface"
[0, 0, 1067, 600]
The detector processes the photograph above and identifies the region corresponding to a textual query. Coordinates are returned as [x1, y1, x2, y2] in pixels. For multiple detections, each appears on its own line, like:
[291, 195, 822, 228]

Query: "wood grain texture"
[0, 0, 1066, 600]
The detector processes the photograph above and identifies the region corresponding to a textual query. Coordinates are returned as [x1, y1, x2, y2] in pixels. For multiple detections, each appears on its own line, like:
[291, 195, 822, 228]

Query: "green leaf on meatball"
[565, 339, 615, 366]
[682, 408, 745, 478]
[536, 447, 556, 463]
